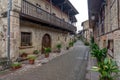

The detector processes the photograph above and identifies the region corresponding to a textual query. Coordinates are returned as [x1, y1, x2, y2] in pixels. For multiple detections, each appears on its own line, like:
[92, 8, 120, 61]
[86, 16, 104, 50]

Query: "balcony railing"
[21, 0, 76, 33]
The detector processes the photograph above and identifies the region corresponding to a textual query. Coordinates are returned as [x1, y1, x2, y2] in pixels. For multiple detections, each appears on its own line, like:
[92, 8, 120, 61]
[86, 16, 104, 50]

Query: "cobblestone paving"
[1, 41, 89, 80]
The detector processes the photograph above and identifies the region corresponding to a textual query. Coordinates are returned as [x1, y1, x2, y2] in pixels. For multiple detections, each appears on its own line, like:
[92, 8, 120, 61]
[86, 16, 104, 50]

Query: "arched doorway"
[41, 34, 51, 54]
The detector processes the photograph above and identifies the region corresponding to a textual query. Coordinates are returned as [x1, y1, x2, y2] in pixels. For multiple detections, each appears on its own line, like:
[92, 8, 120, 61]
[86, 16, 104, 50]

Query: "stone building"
[81, 20, 93, 43]
[0, 0, 78, 60]
[88, 0, 120, 66]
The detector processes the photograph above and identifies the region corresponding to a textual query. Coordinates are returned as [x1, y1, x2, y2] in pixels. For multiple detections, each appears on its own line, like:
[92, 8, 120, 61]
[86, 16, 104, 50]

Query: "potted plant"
[69, 41, 74, 47]
[27, 54, 36, 64]
[84, 41, 89, 46]
[33, 50, 40, 55]
[11, 62, 22, 70]
[44, 47, 51, 58]
[56, 43, 62, 53]
[19, 50, 27, 58]
[91, 47, 107, 63]
[92, 58, 120, 80]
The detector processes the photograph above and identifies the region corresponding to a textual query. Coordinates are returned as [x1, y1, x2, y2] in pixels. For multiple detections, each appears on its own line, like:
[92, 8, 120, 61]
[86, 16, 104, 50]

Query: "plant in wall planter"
[56, 43, 62, 53]
[27, 54, 36, 64]
[44, 47, 51, 58]
[33, 50, 40, 55]
[11, 62, 22, 70]
[92, 58, 120, 80]
[19, 50, 27, 58]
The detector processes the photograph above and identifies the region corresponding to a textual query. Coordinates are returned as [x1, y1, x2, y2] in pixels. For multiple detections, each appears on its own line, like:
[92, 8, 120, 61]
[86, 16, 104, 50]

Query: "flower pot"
[20, 53, 28, 58]
[66, 47, 69, 50]
[45, 54, 49, 58]
[12, 66, 22, 70]
[29, 59, 35, 64]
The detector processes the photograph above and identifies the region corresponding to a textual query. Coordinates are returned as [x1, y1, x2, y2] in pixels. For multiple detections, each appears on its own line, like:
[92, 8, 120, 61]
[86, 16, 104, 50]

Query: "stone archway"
[41, 34, 51, 54]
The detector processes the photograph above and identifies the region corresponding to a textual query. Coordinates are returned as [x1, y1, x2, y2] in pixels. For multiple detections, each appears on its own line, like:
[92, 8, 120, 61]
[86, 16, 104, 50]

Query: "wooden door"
[42, 34, 51, 53]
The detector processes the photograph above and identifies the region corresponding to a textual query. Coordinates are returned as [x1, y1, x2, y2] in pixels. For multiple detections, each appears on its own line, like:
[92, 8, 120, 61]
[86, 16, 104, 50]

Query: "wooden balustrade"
[21, 0, 76, 33]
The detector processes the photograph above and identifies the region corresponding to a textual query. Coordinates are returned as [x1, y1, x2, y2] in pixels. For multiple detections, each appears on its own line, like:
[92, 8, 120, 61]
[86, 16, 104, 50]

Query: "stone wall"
[0, 0, 75, 60]
[0, 0, 21, 59]
[20, 20, 71, 54]
[0, 0, 9, 57]
[98, 0, 120, 67]
[82, 20, 93, 42]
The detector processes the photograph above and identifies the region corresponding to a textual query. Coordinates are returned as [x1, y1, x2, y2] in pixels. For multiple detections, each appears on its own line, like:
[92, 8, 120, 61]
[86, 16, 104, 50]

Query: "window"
[21, 32, 32, 46]
[107, 40, 114, 57]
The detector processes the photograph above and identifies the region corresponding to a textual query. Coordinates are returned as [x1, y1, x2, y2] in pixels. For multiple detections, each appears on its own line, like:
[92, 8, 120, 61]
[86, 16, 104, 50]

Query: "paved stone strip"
[1, 41, 89, 80]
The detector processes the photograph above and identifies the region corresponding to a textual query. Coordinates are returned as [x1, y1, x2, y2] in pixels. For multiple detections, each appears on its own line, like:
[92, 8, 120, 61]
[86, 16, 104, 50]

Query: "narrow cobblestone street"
[1, 41, 89, 80]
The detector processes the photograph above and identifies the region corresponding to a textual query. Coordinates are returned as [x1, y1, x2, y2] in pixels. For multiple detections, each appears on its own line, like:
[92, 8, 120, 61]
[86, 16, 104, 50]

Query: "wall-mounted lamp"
[91, 15, 95, 20]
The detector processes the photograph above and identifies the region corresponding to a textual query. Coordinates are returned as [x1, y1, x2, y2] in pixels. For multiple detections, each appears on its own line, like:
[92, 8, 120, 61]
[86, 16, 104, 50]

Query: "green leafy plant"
[44, 47, 51, 58]
[56, 43, 62, 51]
[56, 43, 62, 52]
[19, 50, 27, 57]
[33, 50, 40, 54]
[84, 41, 89, 46]
[91, 48, 107, 62]
[27, 54, 36, 60]
[90, 36, 94, 44]
[11, 62, 22, 70]
[90, 43, 99, 51]
[69, 41, 74, 47]
[92, 58, 120, 80]
[44, 47, 51, 54]
[11, 62, 21, 67]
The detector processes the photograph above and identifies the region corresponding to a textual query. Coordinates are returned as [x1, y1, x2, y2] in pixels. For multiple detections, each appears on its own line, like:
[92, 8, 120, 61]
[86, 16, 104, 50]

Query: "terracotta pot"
[45, 54, 49, 58]
[21, 53, 28, 58]
[29, 59, 35, 64]
[12, 66, 22, 70]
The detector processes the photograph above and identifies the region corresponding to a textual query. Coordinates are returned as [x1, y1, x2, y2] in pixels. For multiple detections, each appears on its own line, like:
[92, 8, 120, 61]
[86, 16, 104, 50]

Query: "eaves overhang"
[52, 0, 79, 16]
[87, 0, 104, 21]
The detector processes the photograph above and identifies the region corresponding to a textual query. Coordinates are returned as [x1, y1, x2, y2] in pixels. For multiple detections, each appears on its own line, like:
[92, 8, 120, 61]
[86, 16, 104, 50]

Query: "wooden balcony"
[20, 0, 76, 33]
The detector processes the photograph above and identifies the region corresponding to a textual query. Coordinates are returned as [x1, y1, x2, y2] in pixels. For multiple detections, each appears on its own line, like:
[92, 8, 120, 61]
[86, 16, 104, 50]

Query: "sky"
[70, 0, 88, 32]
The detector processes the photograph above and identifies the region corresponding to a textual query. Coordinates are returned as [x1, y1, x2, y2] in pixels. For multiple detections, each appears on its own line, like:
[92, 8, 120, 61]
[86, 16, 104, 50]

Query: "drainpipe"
[7, 0, 12, 63]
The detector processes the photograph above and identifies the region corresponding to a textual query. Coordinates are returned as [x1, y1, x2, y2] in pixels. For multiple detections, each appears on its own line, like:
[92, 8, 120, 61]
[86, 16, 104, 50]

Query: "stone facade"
[20, 20, 71, 53]
[0, 0, 77, 60]
[90, 0, 120, 66]
[81, 20, 93, 43]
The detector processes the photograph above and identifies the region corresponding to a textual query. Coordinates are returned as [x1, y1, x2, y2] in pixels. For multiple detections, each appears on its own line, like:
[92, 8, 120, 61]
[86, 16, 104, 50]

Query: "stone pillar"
[10, 0, 21, 60]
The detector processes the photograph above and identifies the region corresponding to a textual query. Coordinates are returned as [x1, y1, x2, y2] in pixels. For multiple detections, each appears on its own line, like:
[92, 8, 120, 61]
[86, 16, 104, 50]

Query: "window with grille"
[21, 32, 32, 46]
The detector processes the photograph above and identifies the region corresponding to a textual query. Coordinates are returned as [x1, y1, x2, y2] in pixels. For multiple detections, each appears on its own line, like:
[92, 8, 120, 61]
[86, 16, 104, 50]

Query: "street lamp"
[91, 15, 95, 20]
